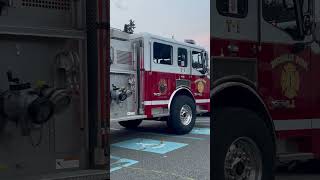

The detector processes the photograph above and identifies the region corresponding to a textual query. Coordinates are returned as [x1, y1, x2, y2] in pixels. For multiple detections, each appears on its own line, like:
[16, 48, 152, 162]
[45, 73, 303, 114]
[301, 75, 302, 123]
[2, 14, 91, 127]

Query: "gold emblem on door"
[270, 54, 308, 109]
[281, 63, 300, 99]
[159, 79, 168, 94]
[195, 79, 206, 94]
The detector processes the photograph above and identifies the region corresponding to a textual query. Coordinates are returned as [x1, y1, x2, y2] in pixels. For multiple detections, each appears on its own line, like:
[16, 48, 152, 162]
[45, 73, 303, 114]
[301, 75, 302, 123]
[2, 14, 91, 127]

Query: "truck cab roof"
[130, 32, 207, 51]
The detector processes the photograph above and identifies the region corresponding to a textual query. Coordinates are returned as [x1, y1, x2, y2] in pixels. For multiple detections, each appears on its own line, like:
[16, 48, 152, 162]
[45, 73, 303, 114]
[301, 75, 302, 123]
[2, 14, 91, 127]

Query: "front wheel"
[213, 107, 275, 180]
[167, 95, 196, 134]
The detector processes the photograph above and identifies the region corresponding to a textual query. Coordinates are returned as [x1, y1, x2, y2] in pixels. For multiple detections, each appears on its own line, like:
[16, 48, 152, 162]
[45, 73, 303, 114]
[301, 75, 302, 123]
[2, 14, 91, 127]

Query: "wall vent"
[21, 0, 71, 11]
[117, 50, 132, 65]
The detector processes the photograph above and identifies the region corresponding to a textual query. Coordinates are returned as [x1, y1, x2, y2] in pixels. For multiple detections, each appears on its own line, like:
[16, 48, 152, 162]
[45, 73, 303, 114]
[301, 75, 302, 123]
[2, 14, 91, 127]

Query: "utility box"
[0, 0, 108, 179]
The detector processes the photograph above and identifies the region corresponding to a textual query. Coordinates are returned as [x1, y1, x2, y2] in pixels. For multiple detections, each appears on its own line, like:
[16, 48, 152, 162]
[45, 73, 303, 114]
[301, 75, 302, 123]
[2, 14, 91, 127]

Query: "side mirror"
[200, 52, 208, 75]
[303, 14, 315, 36]
[292, 43, 306, 54]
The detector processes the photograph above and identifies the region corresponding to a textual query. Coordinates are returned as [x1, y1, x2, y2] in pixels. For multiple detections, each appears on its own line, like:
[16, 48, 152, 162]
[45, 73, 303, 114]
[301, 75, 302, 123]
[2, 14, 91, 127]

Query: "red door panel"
[259, 43, 312, 120]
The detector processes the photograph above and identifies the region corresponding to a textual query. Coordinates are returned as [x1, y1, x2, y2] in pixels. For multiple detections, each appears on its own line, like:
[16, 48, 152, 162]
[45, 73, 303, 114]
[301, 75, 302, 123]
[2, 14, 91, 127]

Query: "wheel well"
[169, 88, 195, 110]
[212, 83, 276, 150]
[213, 86, 265, 115]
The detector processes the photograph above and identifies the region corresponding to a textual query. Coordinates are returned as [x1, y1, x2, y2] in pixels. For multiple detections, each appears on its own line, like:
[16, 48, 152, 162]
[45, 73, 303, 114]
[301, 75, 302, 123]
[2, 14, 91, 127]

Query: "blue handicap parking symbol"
[110, 156, 139, 172]
[190, 128, 210, 135]
[112, 138, 188, 154]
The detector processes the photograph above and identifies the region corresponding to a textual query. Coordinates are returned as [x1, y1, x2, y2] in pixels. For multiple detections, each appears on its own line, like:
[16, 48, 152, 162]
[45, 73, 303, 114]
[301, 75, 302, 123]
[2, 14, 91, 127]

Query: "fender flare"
[168, 87, 195, 111]
[212, 81, 277, 152]
[211, 75, 256, 98]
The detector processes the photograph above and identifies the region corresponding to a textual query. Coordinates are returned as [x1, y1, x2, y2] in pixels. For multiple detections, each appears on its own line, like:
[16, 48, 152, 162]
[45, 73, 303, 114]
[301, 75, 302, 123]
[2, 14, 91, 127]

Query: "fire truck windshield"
[263, 0, 305, 40]
[192, 51, 208, 74]
[263, 0, 297, 23]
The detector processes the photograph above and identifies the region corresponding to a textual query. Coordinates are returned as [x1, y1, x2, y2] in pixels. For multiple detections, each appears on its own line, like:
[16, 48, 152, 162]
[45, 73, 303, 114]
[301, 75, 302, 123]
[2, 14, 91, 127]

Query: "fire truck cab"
[110, 28, 210, 134]
[212, 0, 320, 179]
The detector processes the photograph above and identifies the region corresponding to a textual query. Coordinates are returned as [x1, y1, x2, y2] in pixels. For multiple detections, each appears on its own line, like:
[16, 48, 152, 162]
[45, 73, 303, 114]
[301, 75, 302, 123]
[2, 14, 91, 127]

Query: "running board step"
[277, 153, 315, 162]
[111, 115, 147, 122]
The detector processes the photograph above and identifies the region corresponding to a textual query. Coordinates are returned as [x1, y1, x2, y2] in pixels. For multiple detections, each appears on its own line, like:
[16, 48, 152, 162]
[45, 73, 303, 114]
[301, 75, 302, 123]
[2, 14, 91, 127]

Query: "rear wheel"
[118, 119, 142, 129]
[167, 95, 196, 134]
[213, 107, 275, 180]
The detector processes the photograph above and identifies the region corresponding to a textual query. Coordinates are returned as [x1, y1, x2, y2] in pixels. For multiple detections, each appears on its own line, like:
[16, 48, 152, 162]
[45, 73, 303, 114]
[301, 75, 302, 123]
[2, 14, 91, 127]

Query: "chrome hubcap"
[180, 104, 192, 126]
[224, 137, 262, 180]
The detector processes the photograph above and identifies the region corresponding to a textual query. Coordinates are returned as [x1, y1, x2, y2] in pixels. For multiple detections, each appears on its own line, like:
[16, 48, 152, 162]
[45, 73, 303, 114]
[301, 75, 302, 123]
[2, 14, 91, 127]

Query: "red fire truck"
[212, 0, 320, 179]
[110, 28, 210, 134]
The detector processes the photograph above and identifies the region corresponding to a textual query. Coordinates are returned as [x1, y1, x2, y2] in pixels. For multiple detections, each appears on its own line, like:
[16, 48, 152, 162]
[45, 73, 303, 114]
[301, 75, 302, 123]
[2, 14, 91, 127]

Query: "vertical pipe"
[86, 0, 98, 169]
[97, 0, 109, 170]
[98, 0, 104, 126]
[105, 0, 110, 172]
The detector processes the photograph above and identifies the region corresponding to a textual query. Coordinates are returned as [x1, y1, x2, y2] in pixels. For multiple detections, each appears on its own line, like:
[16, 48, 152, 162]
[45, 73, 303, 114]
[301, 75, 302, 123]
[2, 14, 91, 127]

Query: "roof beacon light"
[184, 39, 196, 45]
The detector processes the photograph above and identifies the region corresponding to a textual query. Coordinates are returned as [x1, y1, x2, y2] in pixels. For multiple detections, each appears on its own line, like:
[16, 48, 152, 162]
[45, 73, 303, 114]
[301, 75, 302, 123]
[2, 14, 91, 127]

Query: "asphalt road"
[110, 116, 210, 180]
[277, 174, 320, 180]
[276, 160, 320, 180]
[110, 116, 320, 180]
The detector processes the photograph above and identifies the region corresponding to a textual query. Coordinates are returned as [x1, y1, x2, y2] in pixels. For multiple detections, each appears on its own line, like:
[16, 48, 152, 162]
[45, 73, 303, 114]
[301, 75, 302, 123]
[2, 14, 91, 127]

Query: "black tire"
[167, 95, 196, 134]
[118, 120, 142, 129]
[213, 107, 275, 180]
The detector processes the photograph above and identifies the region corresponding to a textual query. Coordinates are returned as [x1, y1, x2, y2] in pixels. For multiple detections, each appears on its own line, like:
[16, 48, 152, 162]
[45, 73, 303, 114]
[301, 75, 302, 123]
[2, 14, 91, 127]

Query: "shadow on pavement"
[277, 160, 320, 174]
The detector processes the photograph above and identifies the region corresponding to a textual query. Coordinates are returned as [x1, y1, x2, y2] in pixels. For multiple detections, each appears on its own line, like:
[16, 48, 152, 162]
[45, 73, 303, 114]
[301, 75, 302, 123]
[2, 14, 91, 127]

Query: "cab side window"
[178, 48, 188, 67]
[153, 42, 173, 65]
[217, 0, 248, 18]
[263, 0, 302, 40]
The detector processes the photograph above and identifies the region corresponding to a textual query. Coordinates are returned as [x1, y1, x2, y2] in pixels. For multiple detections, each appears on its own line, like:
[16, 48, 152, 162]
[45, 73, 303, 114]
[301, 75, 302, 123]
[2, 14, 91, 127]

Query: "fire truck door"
[148, 40, 177, 108]
[259, 0, 312, 123]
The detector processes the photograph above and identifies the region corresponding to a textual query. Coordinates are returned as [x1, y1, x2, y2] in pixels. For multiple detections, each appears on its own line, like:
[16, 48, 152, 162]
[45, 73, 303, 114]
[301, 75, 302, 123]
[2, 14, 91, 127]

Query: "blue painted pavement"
[112, 138, 188, 154]
[110, 156, 139, 172]
[190, 128, 210, 135]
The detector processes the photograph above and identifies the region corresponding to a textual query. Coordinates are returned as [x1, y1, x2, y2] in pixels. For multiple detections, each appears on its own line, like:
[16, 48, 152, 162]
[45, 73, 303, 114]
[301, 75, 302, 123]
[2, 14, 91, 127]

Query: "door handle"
[227, 44, 239, 53]
[251, 45, 258, 55]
